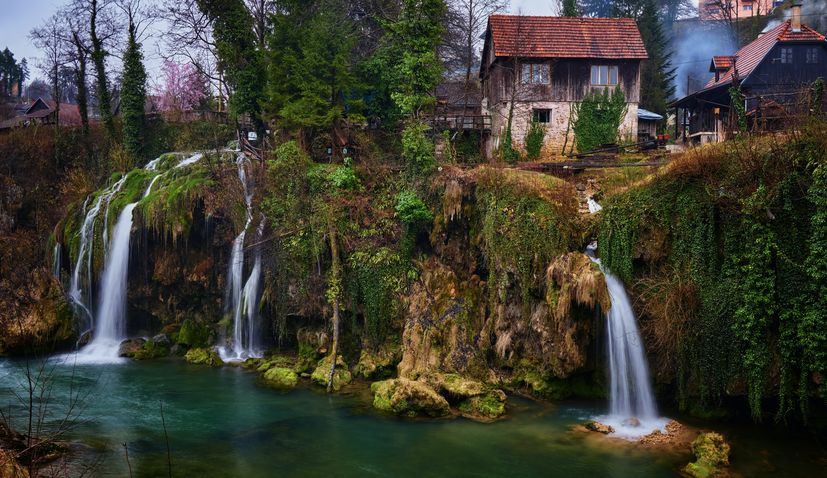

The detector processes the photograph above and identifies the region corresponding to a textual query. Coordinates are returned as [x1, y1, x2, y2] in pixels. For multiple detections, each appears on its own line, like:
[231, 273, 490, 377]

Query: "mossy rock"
[440, 373, 486, 399]
[262, 367, 299, 389]
[294, 342, 323, 374]
[132, 339, 170, 360]
[682, 432, 731, 478]
[371, 378, 450, 418]
[255, 355, 296, 373]
[310, 355, 352, 391]
[177, 319, 211, 348]
[184, 347, 222, 367]
[458, 390, 507, 420]
[584, 420, 614, 434]
[354, 347, 399, 380]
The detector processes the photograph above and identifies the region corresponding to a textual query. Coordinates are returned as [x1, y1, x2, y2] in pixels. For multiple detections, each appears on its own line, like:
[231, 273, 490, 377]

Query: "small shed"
[637, 108, 663, 140]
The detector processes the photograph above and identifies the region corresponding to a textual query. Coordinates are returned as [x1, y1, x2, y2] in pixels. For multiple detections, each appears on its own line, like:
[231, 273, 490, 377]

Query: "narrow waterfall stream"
[219, 154, 263, 362]
[586, 242, 667, 438]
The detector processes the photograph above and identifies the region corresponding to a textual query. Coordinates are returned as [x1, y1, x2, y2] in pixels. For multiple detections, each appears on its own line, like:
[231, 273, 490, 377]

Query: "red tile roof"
[711, 56, 736, 71]
[487, 15, 648, 60]
[705, 20, 826, 89]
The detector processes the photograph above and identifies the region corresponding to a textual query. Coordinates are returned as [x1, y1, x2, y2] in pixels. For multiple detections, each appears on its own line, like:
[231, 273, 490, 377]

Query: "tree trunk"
[326, 217, 341, 393]
[91, 0, 115, 141]
[72, 32, 93, 168]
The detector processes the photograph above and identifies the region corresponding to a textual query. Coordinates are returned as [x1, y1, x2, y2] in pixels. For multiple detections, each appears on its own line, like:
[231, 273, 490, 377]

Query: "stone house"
[479, 15, 648, 157]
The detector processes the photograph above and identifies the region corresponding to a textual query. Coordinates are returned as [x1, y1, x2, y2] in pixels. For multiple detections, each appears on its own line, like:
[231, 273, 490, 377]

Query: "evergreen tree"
[197, 0, 266, 132]
[90, 0, 116, 141]
[266, 0, 364, 140]
[121, 17, 147, 161]
[636, 0, 675, 117]
[562, 0, 580, 16]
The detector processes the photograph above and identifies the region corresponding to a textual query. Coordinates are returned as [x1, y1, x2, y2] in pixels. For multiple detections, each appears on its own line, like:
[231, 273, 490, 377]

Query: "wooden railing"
[431, 114, 491, 131]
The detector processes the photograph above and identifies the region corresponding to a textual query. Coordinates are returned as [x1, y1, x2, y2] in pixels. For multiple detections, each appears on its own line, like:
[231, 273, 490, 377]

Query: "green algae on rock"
[311, 355, 352, 391]
[184, 347, 223, 367]
[683, 432, 731, 478]
[457, 389, 507, 420]
[371, 378, 450, 417]
[262, 367, 299, 388]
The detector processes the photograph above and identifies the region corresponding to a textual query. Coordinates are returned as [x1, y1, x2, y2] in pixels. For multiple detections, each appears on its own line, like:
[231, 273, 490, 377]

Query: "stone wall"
[484, 100, 639, 159]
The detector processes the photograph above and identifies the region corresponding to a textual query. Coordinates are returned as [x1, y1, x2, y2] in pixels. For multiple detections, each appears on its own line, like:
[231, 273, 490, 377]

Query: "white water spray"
[52, 243, 61, 280]
[219, 155, 263, 362]
[586, 242, 667, 438]
[587, 198, 603, 214]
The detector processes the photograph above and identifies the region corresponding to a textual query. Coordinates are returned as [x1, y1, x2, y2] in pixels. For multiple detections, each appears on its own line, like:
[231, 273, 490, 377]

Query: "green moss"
[184, 347, 223, 367]
[177, 319, 211, 348]
[371, 378, 450, 417]
[133, 340, 170, 360]
[440, 373, 486, 399]
[682, 432, 730, 478]
[458, 390, 507, 420]
[310, 355, 352, 391]
[262, 367, 299, 388]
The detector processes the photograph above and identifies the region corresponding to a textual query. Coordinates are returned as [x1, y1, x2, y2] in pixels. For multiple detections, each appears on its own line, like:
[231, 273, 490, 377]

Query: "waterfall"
[587, 198, 603, 213]
[219, 155, 263, 362]
[52, 243, 61, 280]
[587, 242, 667, 438]
[68, 175, 127, 328]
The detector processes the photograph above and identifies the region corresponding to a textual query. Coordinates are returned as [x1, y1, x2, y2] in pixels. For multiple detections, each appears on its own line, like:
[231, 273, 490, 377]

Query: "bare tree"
[245, 0, 276, 49]
[30, 14, 71, 132]
[447, 0, 509, 84]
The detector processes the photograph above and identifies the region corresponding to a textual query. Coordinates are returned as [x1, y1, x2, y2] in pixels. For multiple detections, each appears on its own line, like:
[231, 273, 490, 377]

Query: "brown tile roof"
[705, 20, 826, 89]
[487, 15, 648, 60]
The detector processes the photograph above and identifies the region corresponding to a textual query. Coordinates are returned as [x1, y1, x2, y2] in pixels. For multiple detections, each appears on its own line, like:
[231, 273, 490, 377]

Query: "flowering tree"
[159, 59, 208, 111]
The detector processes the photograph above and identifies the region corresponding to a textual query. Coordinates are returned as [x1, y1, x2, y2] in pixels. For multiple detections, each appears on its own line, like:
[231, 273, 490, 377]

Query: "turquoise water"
[0, 359, 823, 477]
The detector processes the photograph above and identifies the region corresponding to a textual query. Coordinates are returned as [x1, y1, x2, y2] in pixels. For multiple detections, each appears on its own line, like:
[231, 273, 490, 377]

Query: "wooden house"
[672, 5, 827, 144]
[0, 97, 81, 131]
[479, 15, 648, 157]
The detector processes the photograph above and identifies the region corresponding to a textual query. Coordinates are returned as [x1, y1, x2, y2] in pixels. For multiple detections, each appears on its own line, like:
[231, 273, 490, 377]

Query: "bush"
[524, 120, 546, 160]
[572, 86, 627, 154]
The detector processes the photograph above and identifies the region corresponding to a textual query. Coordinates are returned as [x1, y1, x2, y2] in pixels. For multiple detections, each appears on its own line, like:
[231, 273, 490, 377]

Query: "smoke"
[671, 21, 737, 98]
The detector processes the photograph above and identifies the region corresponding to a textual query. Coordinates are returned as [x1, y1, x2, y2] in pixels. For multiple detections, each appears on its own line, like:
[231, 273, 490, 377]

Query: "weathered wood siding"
[483, 57, 641, 105]
[744, 43, 827, 96]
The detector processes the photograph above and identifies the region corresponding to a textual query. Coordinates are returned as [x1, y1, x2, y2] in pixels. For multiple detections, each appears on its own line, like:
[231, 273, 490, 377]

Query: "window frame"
[807, 47, 819, 64]
[520, 63, 550, 85]
[590, 65, 619, 86]
[533, 108, 551, 124]
[780, 47, 794, 64]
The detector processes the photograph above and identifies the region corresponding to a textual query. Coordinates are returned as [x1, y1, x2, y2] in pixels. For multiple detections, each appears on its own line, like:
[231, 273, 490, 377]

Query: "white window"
[807, 47, 819, 64]
[591, 65, 619, 86]
[533, 109, 551, 123]
[521, 63, 550, 84]
[781, 47, 793, 64]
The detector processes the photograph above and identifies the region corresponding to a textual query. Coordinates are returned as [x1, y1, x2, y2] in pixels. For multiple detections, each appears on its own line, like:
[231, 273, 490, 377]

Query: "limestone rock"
[683, 432, 731, 478]
[439, 373, 486, 399]
[118, 338, 146, 358]
[262, 367, 299, 388]
[311, 355, 352, 391]
[371, 378, 450, 417]
[354, 347, 400, 380]
[184, 347, 222, 366]
[458, 389, 507, 420]
[584, 420, 615, 434]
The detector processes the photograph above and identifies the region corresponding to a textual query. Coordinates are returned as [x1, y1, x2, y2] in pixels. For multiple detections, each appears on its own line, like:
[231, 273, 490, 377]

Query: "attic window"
[807, 47, 819, 64]
[521, 63, 550, 84]
[591, 65, 619, 86]
[781, 47, 793, 64]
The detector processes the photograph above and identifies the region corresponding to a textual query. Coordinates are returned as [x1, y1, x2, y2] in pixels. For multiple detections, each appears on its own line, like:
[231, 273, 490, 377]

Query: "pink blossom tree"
[159, 59, 208, 111]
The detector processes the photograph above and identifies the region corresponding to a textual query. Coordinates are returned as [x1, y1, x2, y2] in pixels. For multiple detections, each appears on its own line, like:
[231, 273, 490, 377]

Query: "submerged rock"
[371, 378, 450, 417]
[622, 417, 641, 428]
[184, 347, 222, 367]
[310, 355, 352, 391]
[584, 420, 615, 434]
[262, 367, 299, 388]
[683, 432, 731, 478]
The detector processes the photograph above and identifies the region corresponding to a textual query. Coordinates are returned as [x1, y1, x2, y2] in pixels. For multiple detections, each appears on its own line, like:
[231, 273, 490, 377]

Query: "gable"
[25, 98, 50, 115]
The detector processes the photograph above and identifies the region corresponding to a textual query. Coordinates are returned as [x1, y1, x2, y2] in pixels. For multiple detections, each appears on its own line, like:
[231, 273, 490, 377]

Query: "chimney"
[792, 3, 802, 33]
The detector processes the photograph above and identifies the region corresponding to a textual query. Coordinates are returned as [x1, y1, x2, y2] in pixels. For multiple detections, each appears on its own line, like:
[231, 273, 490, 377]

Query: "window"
[807, 47, 819, 64]
[590, 65, 619, 86]
[521, 63, 550, 84]
[781, 47, 793, 64]
[533, 109, 551, 123]
[743, 5, 752, 12]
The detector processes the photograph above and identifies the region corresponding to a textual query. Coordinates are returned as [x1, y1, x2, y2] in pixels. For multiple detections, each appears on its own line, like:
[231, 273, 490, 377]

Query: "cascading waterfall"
[586, 242, 667, 438]
[63, 152, 204, 364]
[52, 243, 61, 280]
[587, 197, 603, 213]
[219, 154, 263, 361]
[68, 175, 127, 327]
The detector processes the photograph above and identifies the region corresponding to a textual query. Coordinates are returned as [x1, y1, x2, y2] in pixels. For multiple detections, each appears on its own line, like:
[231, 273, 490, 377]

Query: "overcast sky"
[0, 0, 693, 83]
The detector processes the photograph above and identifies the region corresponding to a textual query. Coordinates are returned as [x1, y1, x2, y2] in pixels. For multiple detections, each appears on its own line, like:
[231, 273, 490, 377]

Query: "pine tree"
[121, 18, 147, 161]
[90, 0, 116, 141]
[636, 0, 675, 118]
[562, 0, 580, 17]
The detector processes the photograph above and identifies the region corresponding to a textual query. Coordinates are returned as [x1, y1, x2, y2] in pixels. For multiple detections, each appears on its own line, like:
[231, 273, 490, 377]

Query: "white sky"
[0, 0, 701, 83]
